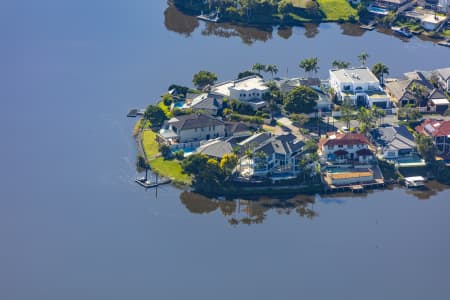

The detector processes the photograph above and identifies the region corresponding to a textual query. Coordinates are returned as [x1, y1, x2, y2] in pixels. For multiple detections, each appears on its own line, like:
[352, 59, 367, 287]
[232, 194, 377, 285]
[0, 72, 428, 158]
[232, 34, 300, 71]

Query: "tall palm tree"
[252, 63, 266, 75]
[340, 102, 354, 129]
[299, 57, 319, 77]
[332, 60, 351, 69]
[357, 107, 374, 133]
[410, 82, 428, 107]
[266, 64, 279, 78]
[372, 63, 389, 85]
[358, 51, 369, 67]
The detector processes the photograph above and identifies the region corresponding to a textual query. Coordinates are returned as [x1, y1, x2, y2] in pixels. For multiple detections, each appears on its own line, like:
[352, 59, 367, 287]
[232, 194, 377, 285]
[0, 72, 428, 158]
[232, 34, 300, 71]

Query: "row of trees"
[339, 104, 386, 133]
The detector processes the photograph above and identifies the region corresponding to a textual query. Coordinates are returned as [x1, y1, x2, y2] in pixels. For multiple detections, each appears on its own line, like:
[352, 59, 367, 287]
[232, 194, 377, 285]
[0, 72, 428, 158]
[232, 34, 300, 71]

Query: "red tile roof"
[416, 119, 450, 137]
[320, 133, 370, 147]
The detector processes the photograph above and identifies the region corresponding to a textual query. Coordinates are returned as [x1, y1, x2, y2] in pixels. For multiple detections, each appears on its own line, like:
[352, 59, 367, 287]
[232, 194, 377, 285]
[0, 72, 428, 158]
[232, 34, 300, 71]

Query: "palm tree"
[410, 82, 428, 107]
[372, 63, 389, 85]
[371, 106, 386, 126]
[252, 63, 266, 75]
[358, 51, 369, 67]
[357, 107, 374, 133]
[299, 57, 319, 78]
[332, 60, 350, 69]
[340, 102, 354, 129]
[266, 64, 278, 78]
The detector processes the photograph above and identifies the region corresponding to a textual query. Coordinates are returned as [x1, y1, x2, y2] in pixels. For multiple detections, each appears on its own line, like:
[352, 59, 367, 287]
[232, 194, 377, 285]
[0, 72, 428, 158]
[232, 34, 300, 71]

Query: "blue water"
[172, 147, 197, 156]
[173, 102, 184, 109]
[368, 6, 390, 15]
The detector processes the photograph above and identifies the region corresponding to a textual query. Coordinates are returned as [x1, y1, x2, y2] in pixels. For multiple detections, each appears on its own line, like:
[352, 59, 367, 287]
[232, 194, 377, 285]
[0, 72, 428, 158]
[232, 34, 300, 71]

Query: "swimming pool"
[172, 102, 184, 109]
[171, 147, 197, 156]
[395, 155, 425, 165]
[368, 5, 390, 15]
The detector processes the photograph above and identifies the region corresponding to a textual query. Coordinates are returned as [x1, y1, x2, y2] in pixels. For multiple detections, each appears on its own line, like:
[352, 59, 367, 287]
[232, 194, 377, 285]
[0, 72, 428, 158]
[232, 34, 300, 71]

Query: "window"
[338, 145, 344, 148]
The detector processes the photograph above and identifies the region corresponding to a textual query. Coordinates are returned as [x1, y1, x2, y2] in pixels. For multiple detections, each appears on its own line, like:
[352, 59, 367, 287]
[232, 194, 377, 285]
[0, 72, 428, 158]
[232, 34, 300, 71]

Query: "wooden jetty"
[325, 179, 385, 193]
[135, 169, 171, 188]
[197, 11, 220, 23]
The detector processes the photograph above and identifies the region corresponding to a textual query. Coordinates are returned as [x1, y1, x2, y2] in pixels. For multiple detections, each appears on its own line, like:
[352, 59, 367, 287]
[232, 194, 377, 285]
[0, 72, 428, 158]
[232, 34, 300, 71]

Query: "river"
[1, 1, 450, 299]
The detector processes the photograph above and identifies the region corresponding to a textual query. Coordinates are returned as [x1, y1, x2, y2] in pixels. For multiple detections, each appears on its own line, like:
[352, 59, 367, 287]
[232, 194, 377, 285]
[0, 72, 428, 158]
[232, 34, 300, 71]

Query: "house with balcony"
[237, 133, 305, 179]
[329, 67, 391, 108]
[371, 125, 417, 159]
[318, 132, 374, 165]
[416, 119, 450, 155]
[385, 73, 433, 107]
[159, 113, 225, 144]
[211, 75, 268, 109]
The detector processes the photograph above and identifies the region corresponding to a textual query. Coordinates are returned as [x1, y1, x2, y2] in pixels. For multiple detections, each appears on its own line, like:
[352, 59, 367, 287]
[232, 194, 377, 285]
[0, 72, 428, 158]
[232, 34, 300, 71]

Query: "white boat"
[404, 176, 426, 188]
[391, 26, 413, 38]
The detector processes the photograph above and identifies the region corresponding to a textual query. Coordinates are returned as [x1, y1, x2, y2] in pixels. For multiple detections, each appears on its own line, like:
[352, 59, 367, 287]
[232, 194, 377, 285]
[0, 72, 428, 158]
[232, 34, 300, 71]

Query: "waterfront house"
[225, 121, 253, 138]
[185, 93, 224, 116]
[433, 67, 450, 93]
[196, 139, 234, 160]
[159, 113, 225, 143]
[370, 125, 417, 159]
[237, 133, 305, 178]
[428, 89, 450, 114]
[329, 67, 391, 108]
[416, 119, 450, 154]
[318, 132, 374, 164]
[211, 75, 268, 109]
[375, 0, 410, 10]
[385, 72, 433, 107]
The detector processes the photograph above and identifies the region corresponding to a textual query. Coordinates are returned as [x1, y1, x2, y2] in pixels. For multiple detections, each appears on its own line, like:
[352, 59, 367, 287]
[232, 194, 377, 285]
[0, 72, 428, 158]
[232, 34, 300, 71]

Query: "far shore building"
[416, 119, 450, 155]
[318, 132, 374, 164]
[211, 75, 268, 109]
[159, 113, 225, 144]
[329, 67, 391, 108]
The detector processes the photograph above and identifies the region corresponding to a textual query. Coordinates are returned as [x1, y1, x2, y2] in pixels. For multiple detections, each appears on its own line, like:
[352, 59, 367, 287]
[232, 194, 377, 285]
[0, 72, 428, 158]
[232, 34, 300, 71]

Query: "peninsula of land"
[133, 57, 450, 196]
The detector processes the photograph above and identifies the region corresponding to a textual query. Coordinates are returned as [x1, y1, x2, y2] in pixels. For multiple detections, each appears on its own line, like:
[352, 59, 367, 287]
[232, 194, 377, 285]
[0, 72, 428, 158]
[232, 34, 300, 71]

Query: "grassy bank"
[149, 157, 191, 185]
[317, 0, 357, 21]
[140, 129, 191, 185]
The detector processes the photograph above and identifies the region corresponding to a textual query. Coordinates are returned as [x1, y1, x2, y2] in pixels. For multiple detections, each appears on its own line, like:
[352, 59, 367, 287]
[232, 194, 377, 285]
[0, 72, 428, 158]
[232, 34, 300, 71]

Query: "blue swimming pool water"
[172, 147, 197, 156]
[368, 6, 390, 15]
[173, 102, 184, 109]
[395, 155, 424, 164]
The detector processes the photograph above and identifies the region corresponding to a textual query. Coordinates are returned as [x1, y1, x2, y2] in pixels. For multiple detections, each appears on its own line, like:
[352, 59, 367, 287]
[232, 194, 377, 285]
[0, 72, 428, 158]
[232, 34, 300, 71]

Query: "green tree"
[371, 63, 389, 85]
[220, 153, 238, 176]
[283, 86, 319, 114]
[358, 51, 369, 67]
[410, 82, 428, 107]
[299, 57, 319, 77]
[237, 70, 261, 79]
[357, 107, 375, 133]
[371, 106, 386, 126]
[252, 63, 266, 75]
[266, 64, 279, 78]
[340, 102, 354, 129]
[192, 70, 218, 89]
[397, 104, 421, 121]
[332, 60, 351, 69]
[415, 133, 436, 163]
[159, 144, 172, 159]
[143, 105, 168, 128]
[290, 113, 310, 127]
[182, 153, 225, 196]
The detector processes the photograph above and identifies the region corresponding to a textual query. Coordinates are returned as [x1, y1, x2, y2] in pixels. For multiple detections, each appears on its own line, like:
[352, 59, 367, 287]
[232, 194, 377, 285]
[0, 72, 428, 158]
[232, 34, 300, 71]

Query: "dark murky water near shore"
[1, 1, 449, 299]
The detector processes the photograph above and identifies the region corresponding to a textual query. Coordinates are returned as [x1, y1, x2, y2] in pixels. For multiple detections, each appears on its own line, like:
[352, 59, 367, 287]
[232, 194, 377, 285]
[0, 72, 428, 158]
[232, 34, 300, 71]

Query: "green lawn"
[158, 101, 172, 118]
[142, 130, 159, 158]
[317, 0, 357, 21]
[149, 157, 191, 185]
[287, 0, 313, 8]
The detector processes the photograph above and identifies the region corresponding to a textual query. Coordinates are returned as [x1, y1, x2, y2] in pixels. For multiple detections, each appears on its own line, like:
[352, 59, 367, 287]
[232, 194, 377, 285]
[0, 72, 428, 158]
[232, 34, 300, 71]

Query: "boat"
[438, 39, 450, 48]
[197, 10, 220, 23]
[391, 26, 413, 38]
[404, 176, 426, 188]
[360, 21, 377, 31]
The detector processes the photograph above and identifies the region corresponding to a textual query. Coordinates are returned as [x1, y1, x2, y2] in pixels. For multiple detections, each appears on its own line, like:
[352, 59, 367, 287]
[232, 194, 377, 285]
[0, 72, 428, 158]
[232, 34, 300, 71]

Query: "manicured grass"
[149, 157, 191, 185]
[142, 130, 159, 158]
[317, 0, 357, 21]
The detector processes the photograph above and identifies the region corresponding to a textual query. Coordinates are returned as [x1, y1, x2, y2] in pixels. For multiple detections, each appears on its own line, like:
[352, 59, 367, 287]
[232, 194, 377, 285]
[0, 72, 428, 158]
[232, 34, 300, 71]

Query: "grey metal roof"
[251, 133, 305, 157]
[191, 93, 223, 111]
[371, 126, 416, 151]
[168, 114, 224, 131]
[436, 67, 450, 80]
[196, 140, 233, 159]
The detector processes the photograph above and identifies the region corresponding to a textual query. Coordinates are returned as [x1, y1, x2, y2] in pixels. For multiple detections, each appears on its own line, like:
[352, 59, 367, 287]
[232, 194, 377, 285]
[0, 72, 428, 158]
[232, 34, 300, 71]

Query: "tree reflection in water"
[201, 23, 273, 45]
[180, 192, 317, 226]
[164, 4, 199, 36]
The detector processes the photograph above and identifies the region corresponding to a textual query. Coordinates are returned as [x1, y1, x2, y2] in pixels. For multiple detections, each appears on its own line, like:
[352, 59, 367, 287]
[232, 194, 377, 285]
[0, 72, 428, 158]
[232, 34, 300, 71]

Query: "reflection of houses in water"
[180, 192, 317, 225]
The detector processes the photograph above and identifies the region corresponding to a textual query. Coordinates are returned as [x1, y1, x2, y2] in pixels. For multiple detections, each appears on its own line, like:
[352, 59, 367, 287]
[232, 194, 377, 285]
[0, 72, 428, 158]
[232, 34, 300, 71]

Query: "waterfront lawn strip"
[317, 0, 357, 21]
[142, 130, 159, 158]
[149, 157, 191, 185]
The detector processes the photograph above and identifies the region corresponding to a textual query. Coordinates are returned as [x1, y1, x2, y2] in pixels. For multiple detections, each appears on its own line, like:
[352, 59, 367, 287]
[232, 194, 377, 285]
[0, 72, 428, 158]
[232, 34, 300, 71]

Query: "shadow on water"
[303, 23, 319, 39]
[339, 23, 365, 37]
[180, 191, 317, 226]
